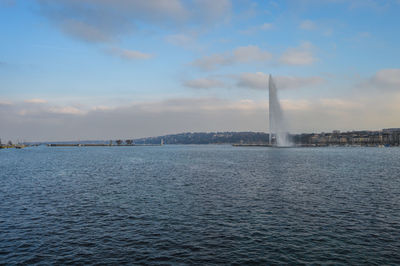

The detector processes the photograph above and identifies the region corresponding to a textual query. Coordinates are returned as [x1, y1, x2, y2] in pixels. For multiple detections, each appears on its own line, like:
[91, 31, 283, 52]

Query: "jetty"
[0, 144, 27, 149]
[232, 143, 313, 148]
[47, 144, 162, 147]
[232, 144, 274, 147]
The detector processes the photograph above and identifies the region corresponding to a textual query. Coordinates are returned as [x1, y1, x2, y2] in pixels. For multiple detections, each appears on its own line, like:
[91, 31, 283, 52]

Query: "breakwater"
[47, 144, 162, 147]
[232, 144, 314, 147]
[0, 145, 27, 149]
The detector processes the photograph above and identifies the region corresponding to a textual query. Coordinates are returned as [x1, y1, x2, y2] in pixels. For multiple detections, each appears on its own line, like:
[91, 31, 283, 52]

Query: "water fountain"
[268, 75, 292, 147]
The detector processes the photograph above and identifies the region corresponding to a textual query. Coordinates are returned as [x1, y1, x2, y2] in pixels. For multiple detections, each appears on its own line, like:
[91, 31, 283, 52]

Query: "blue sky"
[1, 0, 400, 141]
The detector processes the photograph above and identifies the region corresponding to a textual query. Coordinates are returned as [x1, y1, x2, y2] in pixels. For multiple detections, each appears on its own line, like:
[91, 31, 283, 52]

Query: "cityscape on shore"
[2, 127, 399, 148]
[131, 128, 400, 147]
[291, 128, 400, 147]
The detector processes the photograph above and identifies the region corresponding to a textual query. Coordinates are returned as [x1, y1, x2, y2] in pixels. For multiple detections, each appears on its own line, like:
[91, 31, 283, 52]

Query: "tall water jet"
[269, 74, 291, 147]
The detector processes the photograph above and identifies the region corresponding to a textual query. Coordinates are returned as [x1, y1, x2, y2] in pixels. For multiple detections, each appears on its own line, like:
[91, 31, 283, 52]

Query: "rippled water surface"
[1, 145, 400, 264]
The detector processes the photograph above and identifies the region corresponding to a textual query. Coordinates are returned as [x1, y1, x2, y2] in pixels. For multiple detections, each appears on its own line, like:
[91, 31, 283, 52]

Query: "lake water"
[1, 145, 400, 264]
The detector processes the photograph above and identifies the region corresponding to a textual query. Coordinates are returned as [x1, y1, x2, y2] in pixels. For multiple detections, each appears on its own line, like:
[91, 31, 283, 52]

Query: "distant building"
[383, 128, 400, 133]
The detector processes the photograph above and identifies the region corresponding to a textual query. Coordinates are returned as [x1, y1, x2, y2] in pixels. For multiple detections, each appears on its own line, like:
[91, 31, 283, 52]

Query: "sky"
[1, 0, 400, 142]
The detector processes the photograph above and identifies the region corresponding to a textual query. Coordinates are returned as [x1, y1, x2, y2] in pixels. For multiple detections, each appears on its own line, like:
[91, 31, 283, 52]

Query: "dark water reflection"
[1, 146, 400, 264]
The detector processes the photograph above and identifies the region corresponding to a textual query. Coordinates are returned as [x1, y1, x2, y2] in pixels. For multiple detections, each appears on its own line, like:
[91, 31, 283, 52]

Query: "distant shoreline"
[4, 128, 400, 148]
[46, 144, 162, 147]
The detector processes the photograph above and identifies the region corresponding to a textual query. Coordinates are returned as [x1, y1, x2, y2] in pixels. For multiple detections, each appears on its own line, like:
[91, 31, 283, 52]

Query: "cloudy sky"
[1, 0, 400, 142]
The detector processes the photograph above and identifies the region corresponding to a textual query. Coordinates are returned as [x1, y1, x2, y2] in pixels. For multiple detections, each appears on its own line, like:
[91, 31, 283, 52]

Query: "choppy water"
[1, 145, 400, 265]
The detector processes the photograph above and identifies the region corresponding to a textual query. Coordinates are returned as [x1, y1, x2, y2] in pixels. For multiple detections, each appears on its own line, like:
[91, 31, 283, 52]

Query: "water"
[1, 145, 400, 264]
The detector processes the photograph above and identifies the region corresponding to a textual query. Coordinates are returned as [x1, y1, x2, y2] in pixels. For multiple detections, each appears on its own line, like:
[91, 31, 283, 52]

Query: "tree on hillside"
[126, 139, 133, 145]
[116, 139, 123, 145]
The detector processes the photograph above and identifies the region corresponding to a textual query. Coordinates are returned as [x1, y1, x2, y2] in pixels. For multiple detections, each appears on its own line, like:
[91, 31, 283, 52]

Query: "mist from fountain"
[268, 75, 292, 147]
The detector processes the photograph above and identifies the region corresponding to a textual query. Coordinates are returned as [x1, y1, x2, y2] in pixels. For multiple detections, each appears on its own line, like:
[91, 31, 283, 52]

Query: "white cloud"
[236, 73, 324, 90]
[183, 73, 324, 90]
[236, 72, 267, 90]
[38, 0, 216, 59]
[367, 69, 400, 90]
[319, 98, 363, 109]
[275, 76, 325, 90]
[183, 78, 226, 89]
[24, 98, 48, 104]
[299, 19, 316, 30]
[192, 53, 232, 71]
[3, 93, 400, 141]
[91, 105, 113, 111]
[37, 0, 232, 43]
[280, 42, 317, 65]
[0, 97, 269, 141]
[298, 19, 334, 37]
[107, 47, 153, 60]
[0, 100, 13, 105]
[60, 20, 111, 43]
[165, 33, 194, 46]
[233, 45, 272, 62]
[260, 23, 273, 30]
[164, 32, 202, 50]
[48, 106, 85, 115]
[280, 99, 312, 111]
[193, 0, 232, 23]
[193, 42, 317, 71]
[192, 45, 272, 70]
